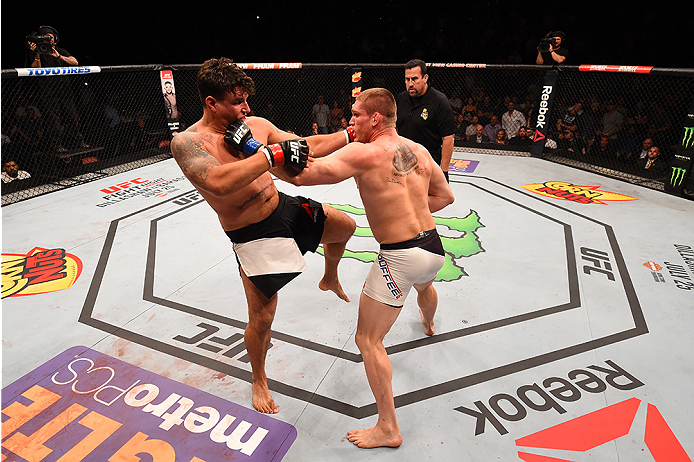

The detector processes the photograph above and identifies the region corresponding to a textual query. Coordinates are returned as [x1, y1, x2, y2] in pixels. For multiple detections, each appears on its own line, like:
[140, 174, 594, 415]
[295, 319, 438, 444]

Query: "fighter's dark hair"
[196, 57, 256, 107]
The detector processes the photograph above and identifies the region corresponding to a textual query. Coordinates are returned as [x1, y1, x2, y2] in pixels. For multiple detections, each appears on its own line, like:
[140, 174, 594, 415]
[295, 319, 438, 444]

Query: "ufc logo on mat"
[173, 322, 272, 362]
[515, 398, 691, 461]
[581, 247, 615, 281]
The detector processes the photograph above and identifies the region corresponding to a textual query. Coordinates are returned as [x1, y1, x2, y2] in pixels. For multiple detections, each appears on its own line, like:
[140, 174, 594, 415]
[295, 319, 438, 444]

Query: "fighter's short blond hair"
[356, 88, 397, 127]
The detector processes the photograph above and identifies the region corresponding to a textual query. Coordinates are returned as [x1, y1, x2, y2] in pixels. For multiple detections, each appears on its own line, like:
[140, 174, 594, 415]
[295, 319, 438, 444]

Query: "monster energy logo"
[670, 167, 688, 187]
[683, 126, 694, 149]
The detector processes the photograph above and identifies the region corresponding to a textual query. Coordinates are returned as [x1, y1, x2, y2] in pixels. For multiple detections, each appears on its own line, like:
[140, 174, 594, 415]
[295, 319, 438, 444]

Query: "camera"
[537, 37, 557, 53]
[26, 33, 53, 55]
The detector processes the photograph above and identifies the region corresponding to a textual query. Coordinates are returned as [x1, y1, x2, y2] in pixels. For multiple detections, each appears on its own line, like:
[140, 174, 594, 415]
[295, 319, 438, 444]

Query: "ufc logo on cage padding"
[515, 398, 691, 461]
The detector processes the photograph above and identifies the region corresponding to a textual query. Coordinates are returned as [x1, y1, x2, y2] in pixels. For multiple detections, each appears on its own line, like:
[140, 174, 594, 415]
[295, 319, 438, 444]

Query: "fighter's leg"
[347, 293, 403, 449]
[240, 269, 279, 414]
[414, 278, 438, 336]
[318, 205, 355, 302]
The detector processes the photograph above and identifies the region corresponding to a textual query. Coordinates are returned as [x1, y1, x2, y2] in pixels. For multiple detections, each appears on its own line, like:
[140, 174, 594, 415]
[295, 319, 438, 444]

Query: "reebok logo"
[454, 360, 643, 436]
[535, 86, 553, 129]
[516, 398, 691, 461]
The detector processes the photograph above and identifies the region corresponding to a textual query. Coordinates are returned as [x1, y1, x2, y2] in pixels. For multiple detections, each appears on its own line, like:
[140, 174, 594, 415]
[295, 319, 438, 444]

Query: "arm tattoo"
[171, 134, 221, 184]
[392, 143, 418, 172]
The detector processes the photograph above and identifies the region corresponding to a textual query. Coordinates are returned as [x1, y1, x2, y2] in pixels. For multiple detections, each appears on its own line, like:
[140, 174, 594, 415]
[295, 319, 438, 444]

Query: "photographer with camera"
[536, 31, 569, 65]
[25, 25, 88, 153]
[27, 26, 78, 68]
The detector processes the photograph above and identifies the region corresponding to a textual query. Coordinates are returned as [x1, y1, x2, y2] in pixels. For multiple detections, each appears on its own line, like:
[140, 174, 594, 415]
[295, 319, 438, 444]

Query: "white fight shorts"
[362, 229, 445, 308]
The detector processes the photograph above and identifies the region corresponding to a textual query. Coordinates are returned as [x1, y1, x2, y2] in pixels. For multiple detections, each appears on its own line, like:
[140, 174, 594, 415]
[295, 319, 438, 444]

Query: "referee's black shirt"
[396, 85, 456, 165]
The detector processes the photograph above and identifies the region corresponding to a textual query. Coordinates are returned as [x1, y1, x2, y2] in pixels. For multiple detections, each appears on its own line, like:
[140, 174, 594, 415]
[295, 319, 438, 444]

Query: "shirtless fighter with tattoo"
[276, 88, 455, 448]
[170, 57, 356, 414]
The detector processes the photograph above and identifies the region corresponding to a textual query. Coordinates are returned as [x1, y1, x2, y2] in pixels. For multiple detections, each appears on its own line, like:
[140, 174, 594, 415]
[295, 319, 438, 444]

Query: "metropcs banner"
[1, 347, 296, 461]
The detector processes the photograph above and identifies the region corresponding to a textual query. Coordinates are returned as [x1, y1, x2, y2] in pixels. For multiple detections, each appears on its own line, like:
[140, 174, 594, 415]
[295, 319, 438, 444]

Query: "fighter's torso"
[355, 135, 436, 244]
[183, 118, 279, 232]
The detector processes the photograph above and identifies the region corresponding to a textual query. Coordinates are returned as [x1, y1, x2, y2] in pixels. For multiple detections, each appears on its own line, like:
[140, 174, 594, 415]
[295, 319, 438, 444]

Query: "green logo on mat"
[319, 204, 485, 282]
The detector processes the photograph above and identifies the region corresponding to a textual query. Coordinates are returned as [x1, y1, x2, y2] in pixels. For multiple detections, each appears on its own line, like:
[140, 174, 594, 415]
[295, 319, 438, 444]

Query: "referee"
[396, 59, 456, 181]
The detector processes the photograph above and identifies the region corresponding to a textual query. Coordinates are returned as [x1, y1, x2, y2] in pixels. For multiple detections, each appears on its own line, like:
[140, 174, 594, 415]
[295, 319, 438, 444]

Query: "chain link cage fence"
[2, 63, 693, 206]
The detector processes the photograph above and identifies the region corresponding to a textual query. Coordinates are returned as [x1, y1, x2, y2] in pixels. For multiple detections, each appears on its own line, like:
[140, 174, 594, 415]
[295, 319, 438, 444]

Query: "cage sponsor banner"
[1, 247, 83, 299]
[236, 63, 303, 69]
[1, 346, 297, 461]
[429, 63, 487, 68]
[160, 69, 180, 136]
[521, 181, 638, 204]
[530, 70, 558, 158]
[578, 64, 655, 74]
[16, 66, 101, 77]
[665, 97, 694, 196]
[351, 67, 362, 102]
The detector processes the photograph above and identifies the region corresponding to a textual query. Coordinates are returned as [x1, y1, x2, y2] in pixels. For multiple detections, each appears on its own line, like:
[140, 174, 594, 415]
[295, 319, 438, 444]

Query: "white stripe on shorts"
[233, 237, 307, 277]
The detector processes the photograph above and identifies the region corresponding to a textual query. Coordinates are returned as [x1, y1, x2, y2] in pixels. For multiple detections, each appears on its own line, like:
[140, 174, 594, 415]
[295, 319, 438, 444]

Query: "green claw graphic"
[319, 204, 485, 282]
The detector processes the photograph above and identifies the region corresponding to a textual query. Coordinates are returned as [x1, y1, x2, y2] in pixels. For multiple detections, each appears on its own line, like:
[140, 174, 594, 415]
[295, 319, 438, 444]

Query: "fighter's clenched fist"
[225, 120, 308, 169]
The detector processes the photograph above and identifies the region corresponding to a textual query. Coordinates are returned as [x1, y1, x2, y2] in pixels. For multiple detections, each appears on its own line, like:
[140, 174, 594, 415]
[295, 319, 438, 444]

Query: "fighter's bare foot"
[419, 309, 435, 336]
[347, 426, 402, 449]
[319, 278, 350, 302]
[252, 381, 279, 414]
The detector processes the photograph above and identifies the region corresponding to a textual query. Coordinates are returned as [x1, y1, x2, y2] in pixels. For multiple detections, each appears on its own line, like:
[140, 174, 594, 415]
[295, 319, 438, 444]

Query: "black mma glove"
[225, 120, 308, 168]
[268, 139, 309, 168]
[225, 120, 264, 156]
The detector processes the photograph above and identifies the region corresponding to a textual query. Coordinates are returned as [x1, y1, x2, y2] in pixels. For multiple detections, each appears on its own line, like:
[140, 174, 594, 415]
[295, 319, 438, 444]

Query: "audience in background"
[600, 101, 625, 142]
[502, 102, 526, 139]
[453, 113, 467, 141]
[2, 58, 686, 195]
[466, 116, 480, 141]
[494, 128, 508, 145]
[472, 124, 491, 143]
[637, 145, 667, 174]
[556, 128, 585, 155]
[328, 100, 345, 133]
[448, 90, 463, 113]
[311, 95, 330, 134]
[588, 134, 614, 158]
[2, 159, 31, 183]
[646, 102, 672, 147]
[509, 126, 532, 147]
[635, 138, 655, 162]
[483, 115, 502, 141]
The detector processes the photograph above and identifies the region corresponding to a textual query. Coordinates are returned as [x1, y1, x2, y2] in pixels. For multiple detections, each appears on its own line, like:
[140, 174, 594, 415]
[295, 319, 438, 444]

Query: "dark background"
[2, 2, 693, 69]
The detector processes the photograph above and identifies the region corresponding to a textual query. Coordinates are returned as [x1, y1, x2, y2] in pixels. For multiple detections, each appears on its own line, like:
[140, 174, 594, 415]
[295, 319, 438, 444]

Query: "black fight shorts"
[225, 192, 327, 298]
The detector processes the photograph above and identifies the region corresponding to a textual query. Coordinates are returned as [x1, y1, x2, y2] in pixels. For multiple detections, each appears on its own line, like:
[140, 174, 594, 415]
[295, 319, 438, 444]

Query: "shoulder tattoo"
[171, 133, 220, 183]
[392, 143, 418, 172]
